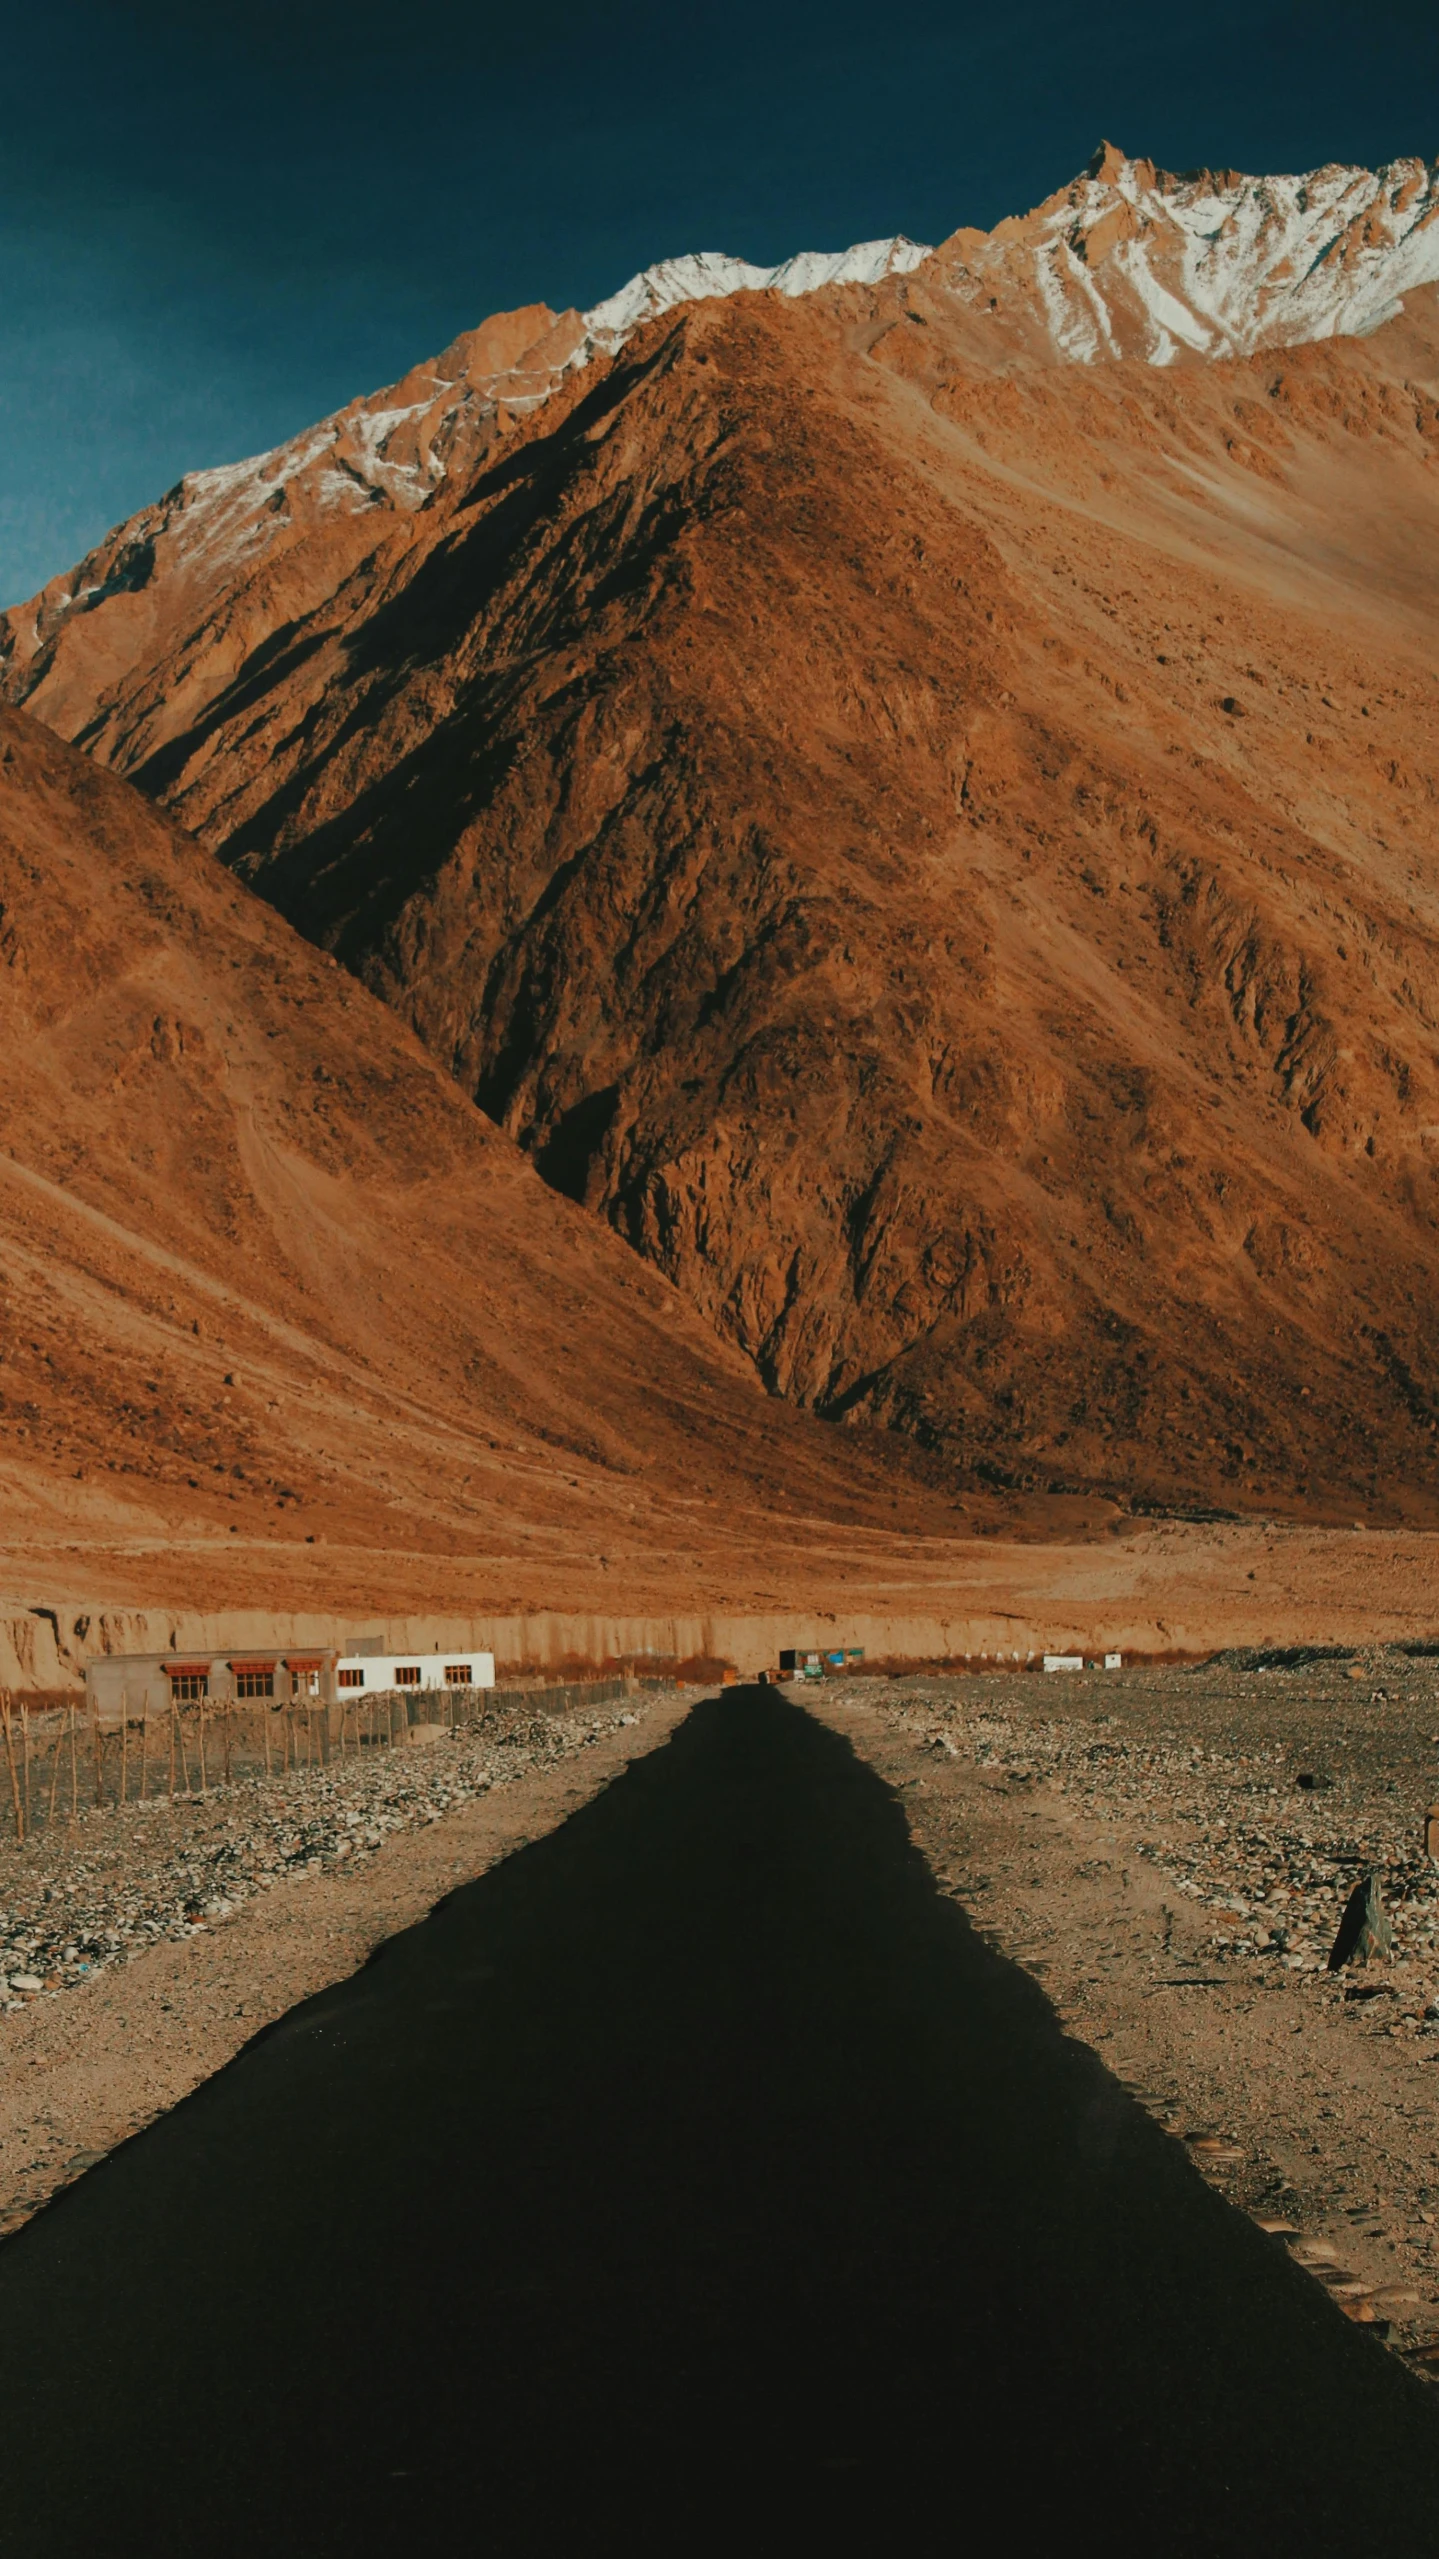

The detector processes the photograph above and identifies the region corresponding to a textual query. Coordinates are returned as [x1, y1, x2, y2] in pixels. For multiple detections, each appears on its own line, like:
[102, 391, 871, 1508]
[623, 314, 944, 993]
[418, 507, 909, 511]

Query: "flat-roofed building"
[332, 1651, 495, 1696]
[83, 1646, 496, 1718]
[84, 1650, 345, 1717]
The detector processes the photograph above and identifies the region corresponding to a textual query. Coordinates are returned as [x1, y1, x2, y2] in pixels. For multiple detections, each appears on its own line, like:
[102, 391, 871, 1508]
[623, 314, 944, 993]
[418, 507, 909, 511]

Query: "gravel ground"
[812, 1654, 1439, 2382]
[0, 1696, 645, 2010]
[865, 1648, 1439, 2008]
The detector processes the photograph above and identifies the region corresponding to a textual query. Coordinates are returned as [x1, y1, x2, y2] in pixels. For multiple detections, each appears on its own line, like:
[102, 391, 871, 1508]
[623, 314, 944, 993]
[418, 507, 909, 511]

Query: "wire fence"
[0, 1673, 648, 1844]
[486, 1676, 638, 1717]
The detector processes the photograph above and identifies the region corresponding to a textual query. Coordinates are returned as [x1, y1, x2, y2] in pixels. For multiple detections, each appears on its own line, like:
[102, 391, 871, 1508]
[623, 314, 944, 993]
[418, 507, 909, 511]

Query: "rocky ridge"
[8, 147, 1437, 747]
[0, 235, 927, 712]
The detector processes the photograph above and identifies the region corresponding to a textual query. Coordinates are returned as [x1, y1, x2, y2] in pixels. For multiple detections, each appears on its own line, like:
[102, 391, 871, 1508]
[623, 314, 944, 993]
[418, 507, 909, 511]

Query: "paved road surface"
[2, 1689, 1438, 2554]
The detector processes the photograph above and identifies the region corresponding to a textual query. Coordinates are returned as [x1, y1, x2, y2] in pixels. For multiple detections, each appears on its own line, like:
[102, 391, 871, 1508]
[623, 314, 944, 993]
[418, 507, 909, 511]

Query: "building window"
[393, 1664, 422, 1687]
[444, 1665, 473, 1686]
[235, 1668, 275, 1701]
[338, 1667, 365, 1691]
[167, 1672, 208, 1704]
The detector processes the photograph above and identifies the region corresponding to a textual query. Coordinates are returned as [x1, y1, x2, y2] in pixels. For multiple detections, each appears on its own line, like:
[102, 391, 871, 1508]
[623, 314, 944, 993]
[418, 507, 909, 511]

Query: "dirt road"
[0, 1686, 690, 2235]
[2, 1688, 1438, 2554]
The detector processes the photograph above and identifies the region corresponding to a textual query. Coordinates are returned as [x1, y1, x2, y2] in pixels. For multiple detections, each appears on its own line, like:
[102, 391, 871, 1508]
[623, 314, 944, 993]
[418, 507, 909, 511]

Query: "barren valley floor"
[2, 1687, 1439, 2551]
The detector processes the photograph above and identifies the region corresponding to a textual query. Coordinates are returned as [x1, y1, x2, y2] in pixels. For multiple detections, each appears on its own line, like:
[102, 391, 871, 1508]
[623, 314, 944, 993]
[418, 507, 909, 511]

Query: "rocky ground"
[0, 1694, 647, 2004]
[0, 1684, 691, 2235]
[813, 1651, 1439, 2387]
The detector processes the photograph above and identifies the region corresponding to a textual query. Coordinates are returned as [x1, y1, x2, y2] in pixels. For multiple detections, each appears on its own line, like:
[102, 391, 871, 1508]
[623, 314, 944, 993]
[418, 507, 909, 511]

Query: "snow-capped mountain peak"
[938, 144, 1439, 365]
[8, 152, 1439, 671]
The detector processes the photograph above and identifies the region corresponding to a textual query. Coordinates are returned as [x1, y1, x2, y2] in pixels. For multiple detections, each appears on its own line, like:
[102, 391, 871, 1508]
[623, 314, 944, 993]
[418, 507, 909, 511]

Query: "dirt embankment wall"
[0, 1599, 1145, 1693]
[0, 1596, 1423, 1699]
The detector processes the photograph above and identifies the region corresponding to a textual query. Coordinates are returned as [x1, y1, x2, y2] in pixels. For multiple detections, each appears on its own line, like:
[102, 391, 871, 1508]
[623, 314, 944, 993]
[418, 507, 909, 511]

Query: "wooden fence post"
[2, 1693, 23, 1843]
[47, 1711, 63, 1826]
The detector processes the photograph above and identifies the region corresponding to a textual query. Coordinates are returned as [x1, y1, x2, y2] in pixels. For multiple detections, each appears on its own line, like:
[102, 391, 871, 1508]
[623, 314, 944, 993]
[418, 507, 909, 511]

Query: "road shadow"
[1, 1687, 1437, 2554]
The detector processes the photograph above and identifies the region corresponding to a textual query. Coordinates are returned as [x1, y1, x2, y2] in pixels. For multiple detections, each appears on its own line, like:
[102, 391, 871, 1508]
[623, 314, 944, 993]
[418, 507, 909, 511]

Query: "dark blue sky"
[1, 0, 1436, 601]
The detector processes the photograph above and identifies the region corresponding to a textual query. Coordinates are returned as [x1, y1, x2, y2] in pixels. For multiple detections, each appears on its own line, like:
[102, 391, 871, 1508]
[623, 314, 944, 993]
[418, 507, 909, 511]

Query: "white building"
[333, 1650, 495, 1696]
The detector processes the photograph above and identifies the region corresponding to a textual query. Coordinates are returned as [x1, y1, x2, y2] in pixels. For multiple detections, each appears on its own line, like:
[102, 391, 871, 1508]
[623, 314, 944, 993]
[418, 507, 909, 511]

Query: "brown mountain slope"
[8, 264, 1439, 1520]
[0, 704, 999, 1631]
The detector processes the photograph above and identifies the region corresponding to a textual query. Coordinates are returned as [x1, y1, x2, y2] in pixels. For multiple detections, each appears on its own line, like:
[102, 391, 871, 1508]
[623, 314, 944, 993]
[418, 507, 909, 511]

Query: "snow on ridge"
[49, 156, 1439, 611]
[1032, 242, 1107, 364]
[1023, 149, 1439, 364]
[147, 235, 932, 579]
[580, 235, 930, 348]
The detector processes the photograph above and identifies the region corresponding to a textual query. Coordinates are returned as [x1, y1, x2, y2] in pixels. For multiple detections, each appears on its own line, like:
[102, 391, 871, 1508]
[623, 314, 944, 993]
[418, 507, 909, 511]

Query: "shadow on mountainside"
[203, 328, 699, 955]
[1, 1688, 1437, 2555]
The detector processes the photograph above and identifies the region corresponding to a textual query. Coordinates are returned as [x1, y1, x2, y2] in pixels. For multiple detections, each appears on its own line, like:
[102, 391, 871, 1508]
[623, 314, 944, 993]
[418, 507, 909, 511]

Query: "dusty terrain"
[821, 1654, 1439, 2380]
[14, 1684, 1439, 2556]
[0, 1680, 691, 2235]
[6, 161, 1439, 1516]
[4, 150, 1439, 2541]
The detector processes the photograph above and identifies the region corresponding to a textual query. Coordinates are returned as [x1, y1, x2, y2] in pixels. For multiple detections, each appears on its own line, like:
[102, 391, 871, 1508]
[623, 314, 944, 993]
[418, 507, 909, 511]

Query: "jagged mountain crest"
[939, 141, 1439, 365]
[0, 231, 930, 674]
[6, 144, 1439, 678]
